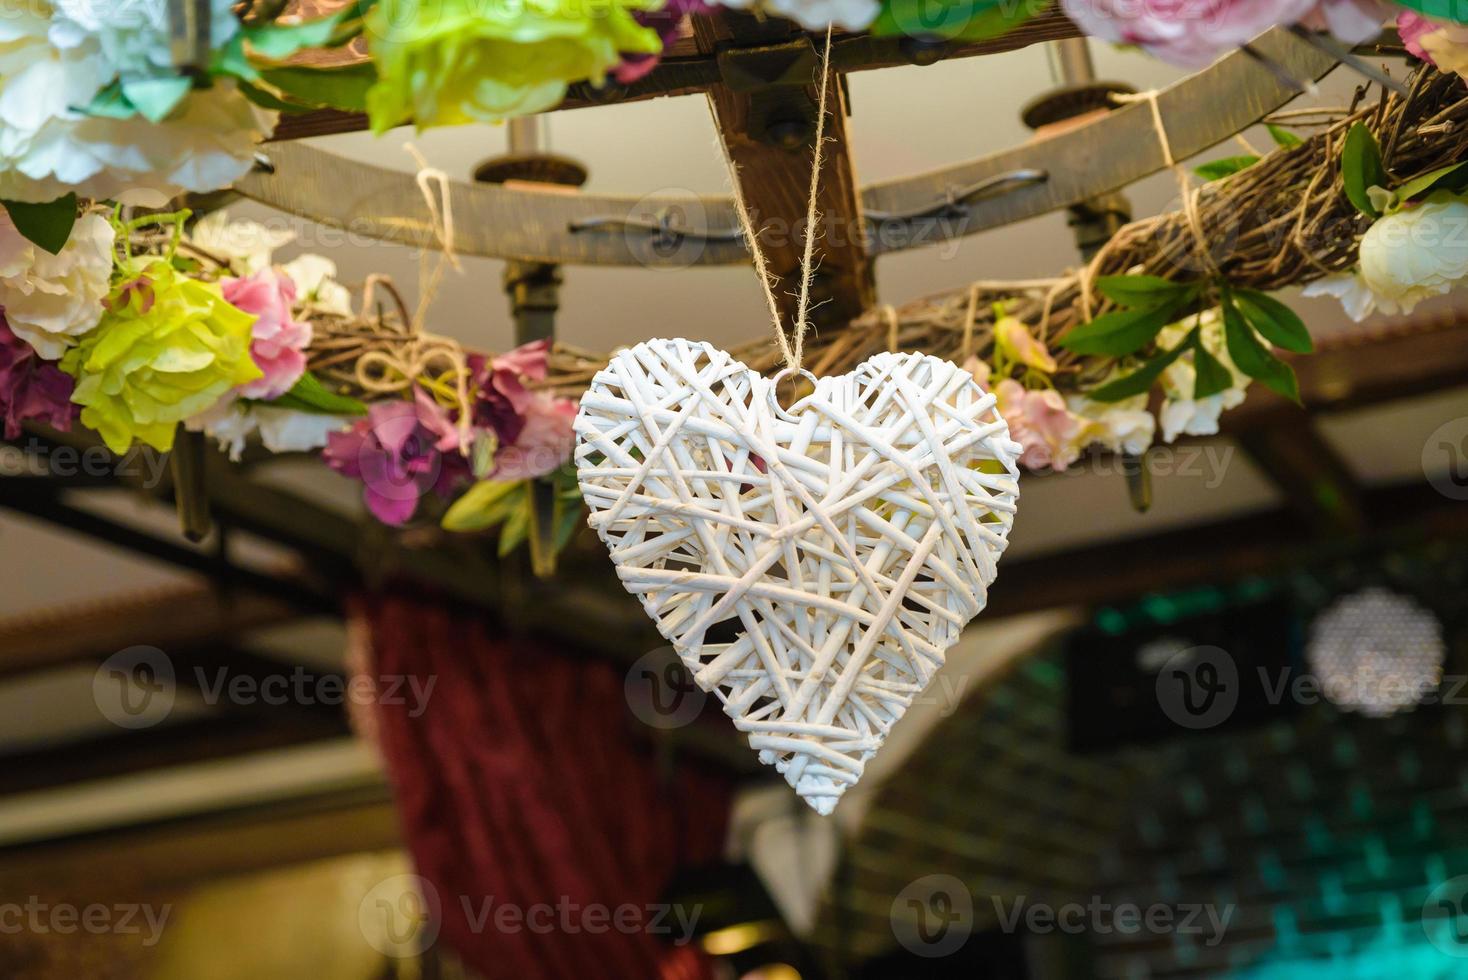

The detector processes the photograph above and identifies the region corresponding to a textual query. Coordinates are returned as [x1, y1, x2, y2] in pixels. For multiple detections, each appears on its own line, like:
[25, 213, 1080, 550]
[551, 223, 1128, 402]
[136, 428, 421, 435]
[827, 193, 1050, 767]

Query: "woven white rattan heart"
[574, 339, 1021, 813]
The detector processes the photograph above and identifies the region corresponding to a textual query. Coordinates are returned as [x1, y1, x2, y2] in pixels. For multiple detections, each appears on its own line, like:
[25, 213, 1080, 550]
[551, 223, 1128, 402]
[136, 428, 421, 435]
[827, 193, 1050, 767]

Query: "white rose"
[0, 211, 114, 359]
[1357, 193, 1468, 315]
[189, 209, 296, 276]
[282, 254, 355, 317]
[1067, 393, 1157, 457]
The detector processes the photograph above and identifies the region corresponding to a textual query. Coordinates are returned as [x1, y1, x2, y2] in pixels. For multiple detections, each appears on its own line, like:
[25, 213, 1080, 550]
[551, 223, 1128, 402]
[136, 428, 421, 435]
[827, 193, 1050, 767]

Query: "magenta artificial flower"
[0, 315, 76, 439]
[616, 0, 709, 83]
[490, 392, 577, 480]
[221, 269, 312, 400]
[467, 337, 550, 445]
[323, 387, 470, 526]
[1400, 10, 1439, 59]
[1060, 0, 1383, 68]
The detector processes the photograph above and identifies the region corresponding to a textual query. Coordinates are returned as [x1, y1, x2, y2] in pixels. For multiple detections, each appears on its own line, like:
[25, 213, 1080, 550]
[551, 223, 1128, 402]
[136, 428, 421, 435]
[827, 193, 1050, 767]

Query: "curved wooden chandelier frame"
[236, 28, 1335, 267]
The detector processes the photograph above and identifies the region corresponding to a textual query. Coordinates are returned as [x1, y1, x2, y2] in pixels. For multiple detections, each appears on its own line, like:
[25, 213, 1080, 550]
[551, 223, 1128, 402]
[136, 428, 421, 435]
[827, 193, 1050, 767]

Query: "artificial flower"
[0, 315, 76, 438]
[187, 210, 296, 277]
[59, 260, 263, 453]
[715, 0, 879, 31]
[323, 387, 471, 525]
[282, 254, 354, 317]
[1399, 11, 1468, 79]
[221, 269, 312, 400]
[962, 354, 992, 388]
[1156, 310, 1250, 443]
[187, 400, 353, 462]
[0, 2, 271, 204]
[994, 314, 1058, 374]
[1067, 393, 1157, 457]
[617, 0, 708, 83]
[1059, 0, 1382, 68]
[50, 0, 240, 82]
[994, 378, 1087, 471]
[468, 338, 551, 446]
[0, 210, 114, 360]
[364, 0, 665, 131]
[489, 392, 577, 480]
[1300, 271, 1378, 321]
[1355, 192, 1468, 316]
[1298, 0, 1397, 46]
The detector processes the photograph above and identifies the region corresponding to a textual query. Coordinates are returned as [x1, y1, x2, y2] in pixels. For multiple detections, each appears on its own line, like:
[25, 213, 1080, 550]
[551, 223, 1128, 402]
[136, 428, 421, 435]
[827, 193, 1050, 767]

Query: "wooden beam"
[1233, 418, 1367, 536]
[695, 12, 875, 333]
[267, 11, 1084, 142]
[0, 582, 303, 681]
[984, 480, 1468, 618]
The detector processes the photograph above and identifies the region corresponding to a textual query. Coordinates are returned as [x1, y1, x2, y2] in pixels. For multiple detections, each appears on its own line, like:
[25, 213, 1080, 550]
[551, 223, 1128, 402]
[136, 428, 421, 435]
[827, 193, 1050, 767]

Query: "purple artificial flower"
[616, 0, 709, 84]
[323, 387, 470, 526]
[0, 314, 77, 439]
[466, 338, 551, 445]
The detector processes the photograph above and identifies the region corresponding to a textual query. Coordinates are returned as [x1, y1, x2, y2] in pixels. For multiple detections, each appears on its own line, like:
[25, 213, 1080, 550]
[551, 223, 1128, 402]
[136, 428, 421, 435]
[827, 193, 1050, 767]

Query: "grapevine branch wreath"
[520, 68, 1468, 396]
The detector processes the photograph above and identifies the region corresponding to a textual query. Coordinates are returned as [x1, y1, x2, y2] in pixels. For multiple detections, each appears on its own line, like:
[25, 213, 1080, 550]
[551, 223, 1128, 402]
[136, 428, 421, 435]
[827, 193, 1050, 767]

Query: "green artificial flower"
[364, 0, 665, 131]
[61, 260, 263, 453]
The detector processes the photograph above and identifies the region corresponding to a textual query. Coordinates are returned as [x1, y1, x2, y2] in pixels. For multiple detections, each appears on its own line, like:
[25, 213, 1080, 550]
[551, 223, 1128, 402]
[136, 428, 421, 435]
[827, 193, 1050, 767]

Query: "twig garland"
[537, 69, 1468, 397]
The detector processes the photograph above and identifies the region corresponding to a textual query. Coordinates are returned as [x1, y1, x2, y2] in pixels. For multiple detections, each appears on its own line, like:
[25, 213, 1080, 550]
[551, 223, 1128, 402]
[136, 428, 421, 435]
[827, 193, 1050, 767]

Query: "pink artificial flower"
[1400, 10, 1440, 59]
[1062, 0, 1353, 68]
[490, 392, 577, 481]
[323, 387, 470, 526]
[995, 378, 1085, 471]
[221, 269, 312, 400]
[1398, 10, 1468, 75]
[468, 338, 550, 445]
[0, 315, 76, 439]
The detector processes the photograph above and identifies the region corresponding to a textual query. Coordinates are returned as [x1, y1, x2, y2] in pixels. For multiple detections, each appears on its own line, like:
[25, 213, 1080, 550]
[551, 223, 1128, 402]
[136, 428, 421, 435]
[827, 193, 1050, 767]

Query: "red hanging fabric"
[353, 593, 731, 980]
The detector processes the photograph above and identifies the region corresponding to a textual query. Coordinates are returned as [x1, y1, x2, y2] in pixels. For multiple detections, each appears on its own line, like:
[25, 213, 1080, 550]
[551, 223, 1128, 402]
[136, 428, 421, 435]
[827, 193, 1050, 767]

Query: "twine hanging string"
[1077, 90, 1221, 319]
[714, 26, 835, 375]
[317, 144, 474, 440]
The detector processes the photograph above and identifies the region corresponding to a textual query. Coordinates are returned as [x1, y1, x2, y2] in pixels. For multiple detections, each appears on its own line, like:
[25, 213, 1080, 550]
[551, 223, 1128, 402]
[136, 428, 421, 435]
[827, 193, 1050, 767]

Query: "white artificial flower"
[0, 1, 272, 204]
[188, 209, 295, 276]
[282, 254, 354, 317]
[1156, 308, 1250, 443]
[1353, 193, 1468, 315]
[0, 211, 114, 359]
[187, 401, 353, 462]
[1301, 273, 1379, 322]
[1068, 393, 1157, 456]
[51, 0, 239, 81]
[714, 0, 880, 31]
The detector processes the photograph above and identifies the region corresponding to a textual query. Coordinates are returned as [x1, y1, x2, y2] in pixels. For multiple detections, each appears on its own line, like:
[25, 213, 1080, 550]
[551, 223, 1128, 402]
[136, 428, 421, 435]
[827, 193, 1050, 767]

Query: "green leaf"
[1393, 161, 1468, 205]
[1, 195, 77, 255]
[1195, 155, 1259, 182]
[869, 0, 1041, 41]
[1341, 123, 1387, 219]
[265, 372, 368, 415]
[442, 480, 525, 533]
[1192, 335, 1233, 399]
[1095, 274, 1197, 311]
[259, 63, 378, 112]
[241, 12, 350, 61]
[236, 79, 313, 113]
[80, 82, 138, 119]
[1267, 124, 1303, 148]
[553, 499, 585, 552]
[1222, 298, 1300, 404]
[498, 493, 531, 557]
[120, 76, 193, 123]
[1390, 0, 1468, 23]
[1231, 289, 1313, 353]
[1086, 337, 1192, 403]
[1059, 303, 1182, 357]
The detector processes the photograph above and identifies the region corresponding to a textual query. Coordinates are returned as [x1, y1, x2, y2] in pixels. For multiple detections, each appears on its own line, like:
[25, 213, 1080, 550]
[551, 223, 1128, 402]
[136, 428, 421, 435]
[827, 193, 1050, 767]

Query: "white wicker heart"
[574, 339, 1022, 814]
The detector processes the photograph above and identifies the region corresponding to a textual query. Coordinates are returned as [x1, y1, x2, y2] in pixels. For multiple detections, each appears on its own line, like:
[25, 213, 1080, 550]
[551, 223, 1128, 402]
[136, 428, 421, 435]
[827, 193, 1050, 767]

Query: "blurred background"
[2, 26, 1468, 980]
